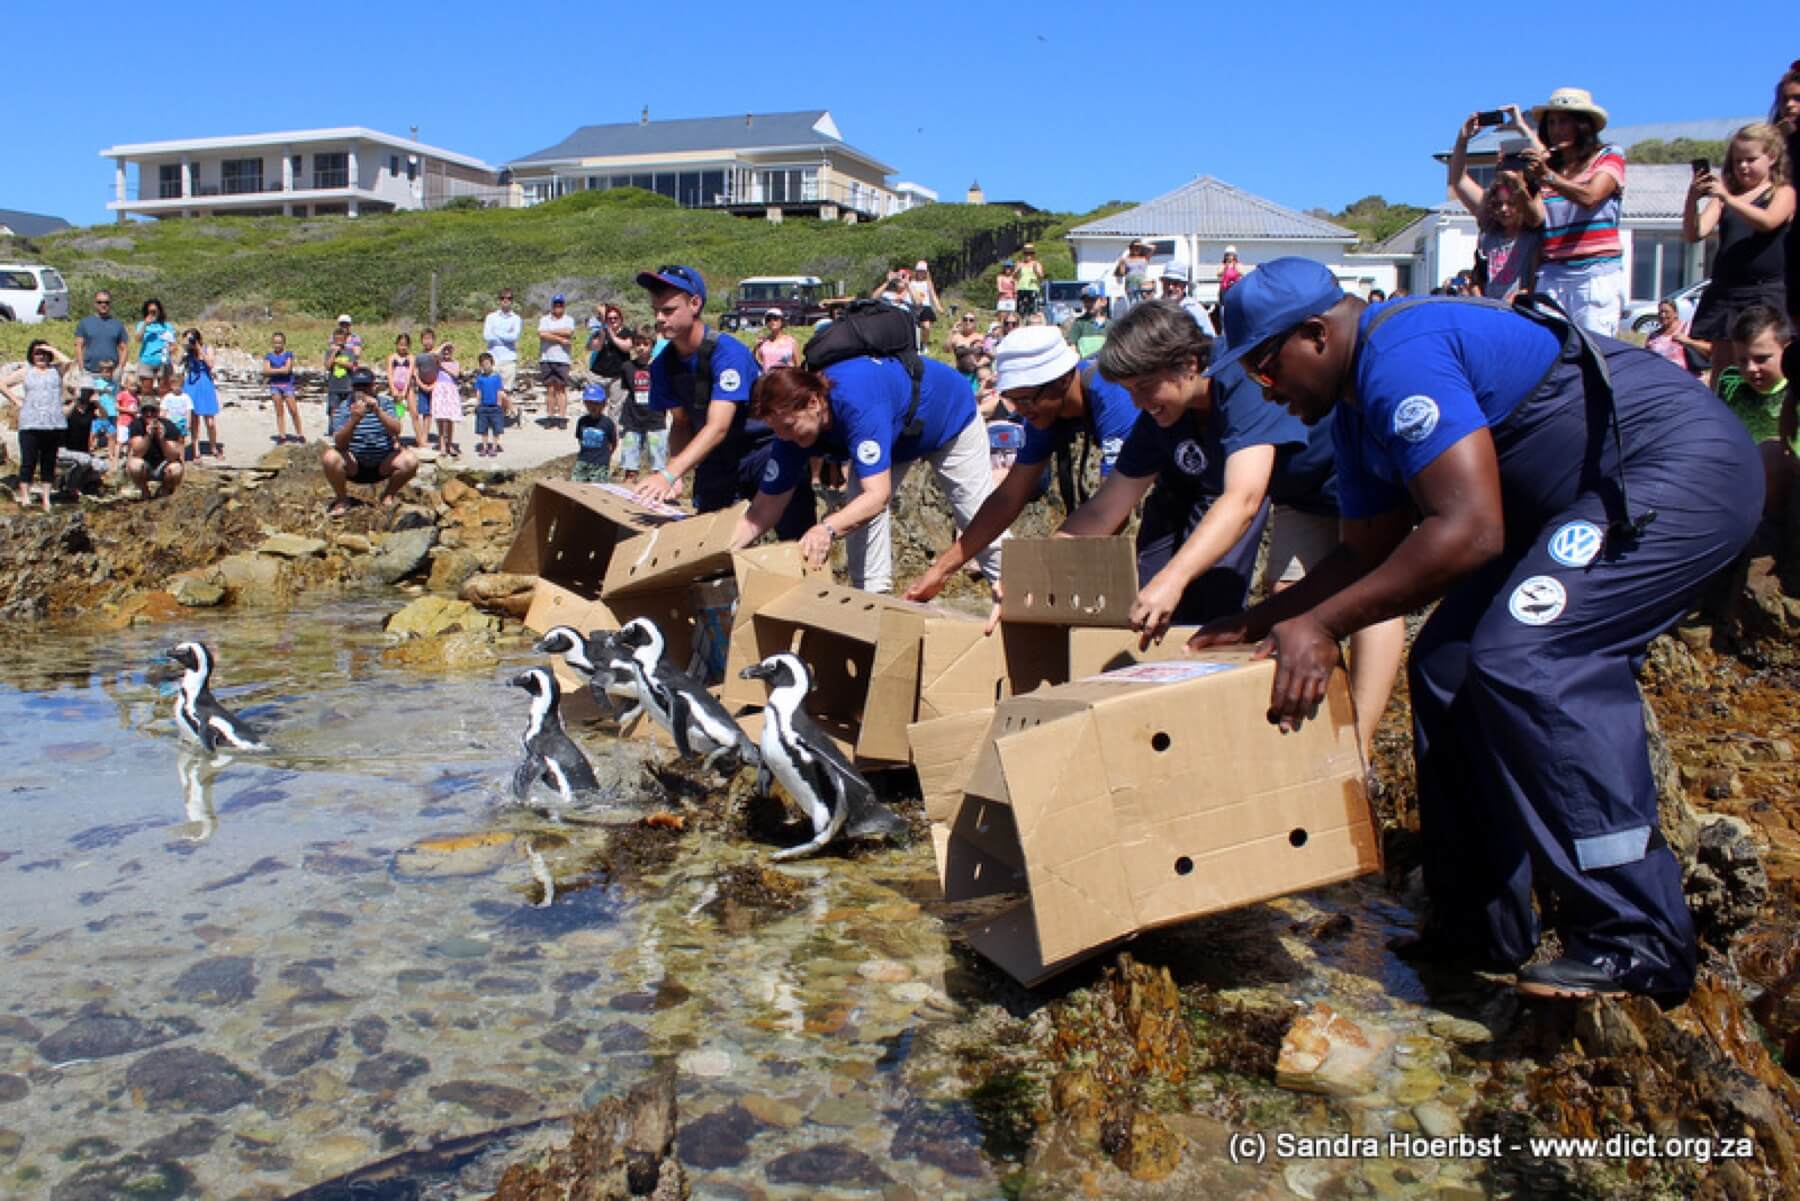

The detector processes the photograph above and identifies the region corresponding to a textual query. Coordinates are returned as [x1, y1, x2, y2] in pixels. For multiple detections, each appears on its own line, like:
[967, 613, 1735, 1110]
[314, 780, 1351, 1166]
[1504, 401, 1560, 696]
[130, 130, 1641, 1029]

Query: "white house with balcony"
[506, 110, 903, 222]
[98, 128, 501, 221]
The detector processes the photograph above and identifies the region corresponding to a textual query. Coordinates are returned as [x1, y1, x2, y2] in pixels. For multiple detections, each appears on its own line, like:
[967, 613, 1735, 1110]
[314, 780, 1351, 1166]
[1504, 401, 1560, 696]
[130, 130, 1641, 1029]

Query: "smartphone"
[1498, 153, 1530, 172]
[1475, 109, 1508, 128]
[1690, 158, 1710, 176]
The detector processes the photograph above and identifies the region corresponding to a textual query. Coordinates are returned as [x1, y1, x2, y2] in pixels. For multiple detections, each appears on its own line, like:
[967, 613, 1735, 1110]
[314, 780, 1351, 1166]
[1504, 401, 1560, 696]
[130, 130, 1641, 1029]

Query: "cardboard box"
[1000, 536, 1140, 626]
[499, 480, 747, 601]
[722, 581, 933, 764]
[937, 652, 1377, 985]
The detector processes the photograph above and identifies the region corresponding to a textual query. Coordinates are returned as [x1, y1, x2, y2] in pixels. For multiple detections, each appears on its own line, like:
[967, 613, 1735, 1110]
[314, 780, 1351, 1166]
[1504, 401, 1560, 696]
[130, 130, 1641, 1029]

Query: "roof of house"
[1067, 176, 1356, 242]
[97, 127, 494, 172]
[0, 209, 72, 238]
[1373, 162, 1702, 253]
[508, 110, 895, 174]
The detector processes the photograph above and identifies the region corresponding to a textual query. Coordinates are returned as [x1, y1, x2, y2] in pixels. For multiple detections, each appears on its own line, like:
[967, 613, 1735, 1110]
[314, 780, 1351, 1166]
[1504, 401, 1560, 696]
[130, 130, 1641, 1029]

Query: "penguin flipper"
[667, 693, 696, 760]
[207, 713, 267, 752]
[510, 753, 545, 802]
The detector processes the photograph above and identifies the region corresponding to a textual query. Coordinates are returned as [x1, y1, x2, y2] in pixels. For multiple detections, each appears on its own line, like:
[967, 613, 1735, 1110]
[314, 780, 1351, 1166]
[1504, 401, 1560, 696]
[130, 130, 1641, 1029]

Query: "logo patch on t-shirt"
[1508, 575, 1567, 626]
[718, 368, 742, 394]
[1174, 439, 1207, 476]
[1392, 395, 1440, 444]
[855, 439, 882, 466]
[1548, 521, 1604, 568]
[762, 459, 780, 484]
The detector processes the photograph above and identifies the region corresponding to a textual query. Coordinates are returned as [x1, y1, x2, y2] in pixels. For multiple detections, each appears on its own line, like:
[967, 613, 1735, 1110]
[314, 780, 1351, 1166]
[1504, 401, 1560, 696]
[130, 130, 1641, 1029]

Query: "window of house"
[158, 163, 183, 199]
[290, 154, 303, 186]
[406, 158, 418, 181]
[1630, 232, 1689, 301]
[222, 158, 264, 195]
[389, 154, 400, 177]
[677, 173, 702, 207]
[701, 170, 724, 206]
[313, 152, 349, 189]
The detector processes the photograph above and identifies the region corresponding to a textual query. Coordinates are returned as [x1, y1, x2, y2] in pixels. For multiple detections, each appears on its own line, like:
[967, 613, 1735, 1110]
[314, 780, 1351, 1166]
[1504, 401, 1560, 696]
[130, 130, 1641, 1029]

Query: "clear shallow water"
[0, 602, 990, 1199]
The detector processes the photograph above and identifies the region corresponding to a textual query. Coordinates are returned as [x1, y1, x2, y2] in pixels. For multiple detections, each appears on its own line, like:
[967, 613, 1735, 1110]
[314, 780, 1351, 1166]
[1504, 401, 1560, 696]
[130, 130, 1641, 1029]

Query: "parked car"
[1622, 278, 1708, 336]
[0, 263, 70, 324]
[1042, 280, 1087, 328]
[719, 276, 831, 331]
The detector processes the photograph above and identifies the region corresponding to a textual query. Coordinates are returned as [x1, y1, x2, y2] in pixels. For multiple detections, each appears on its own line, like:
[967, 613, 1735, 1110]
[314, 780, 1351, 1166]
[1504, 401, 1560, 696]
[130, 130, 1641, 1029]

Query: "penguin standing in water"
[739, 652, 906, 861]
[508, 668, 603, 808]
[534, 626, 639, 721]
[165, 641, 268, 753]
[613, 618, 758, 772]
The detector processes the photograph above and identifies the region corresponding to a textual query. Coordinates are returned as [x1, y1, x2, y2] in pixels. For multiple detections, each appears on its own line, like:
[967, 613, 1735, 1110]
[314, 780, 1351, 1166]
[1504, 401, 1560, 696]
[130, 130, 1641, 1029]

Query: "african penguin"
[534, 625, 640, 721]
[739, 652, 906, 861]
[165, 641, 269, 753]
[508, 668, 603, 808]
[614, 618, 758, 772]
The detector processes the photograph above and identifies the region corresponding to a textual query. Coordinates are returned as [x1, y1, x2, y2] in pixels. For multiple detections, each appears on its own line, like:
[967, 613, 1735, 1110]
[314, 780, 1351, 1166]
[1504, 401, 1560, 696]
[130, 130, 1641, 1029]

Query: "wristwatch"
[821, 519, 839, 542]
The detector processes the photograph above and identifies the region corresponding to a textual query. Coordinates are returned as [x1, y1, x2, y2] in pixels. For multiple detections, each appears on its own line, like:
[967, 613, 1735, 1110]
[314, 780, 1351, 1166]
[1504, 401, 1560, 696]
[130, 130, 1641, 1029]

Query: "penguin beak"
[508, 672, 535, 691]
[530, 637, 556, 654]
[739, 664, 774, 682]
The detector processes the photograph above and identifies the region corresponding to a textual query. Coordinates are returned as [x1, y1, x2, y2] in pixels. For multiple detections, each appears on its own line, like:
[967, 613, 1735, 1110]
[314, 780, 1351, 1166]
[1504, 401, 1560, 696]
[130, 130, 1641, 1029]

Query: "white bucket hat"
[994, 326, 1078, 393]
[1530, 87, 1608, 131]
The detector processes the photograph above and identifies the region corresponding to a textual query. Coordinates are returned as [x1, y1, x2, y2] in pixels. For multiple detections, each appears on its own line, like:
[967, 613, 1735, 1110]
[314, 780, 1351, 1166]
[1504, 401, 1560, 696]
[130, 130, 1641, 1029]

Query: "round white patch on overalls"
[1392, 395, 1440, 444]
[856, 439, 881, 466]
[1548, 520, 1604, 568]
[1174, 440, 1207, 476]
[762, 459, 780, 484]
[1508, 575, 1568, 626]
[717, 368, 742, 393]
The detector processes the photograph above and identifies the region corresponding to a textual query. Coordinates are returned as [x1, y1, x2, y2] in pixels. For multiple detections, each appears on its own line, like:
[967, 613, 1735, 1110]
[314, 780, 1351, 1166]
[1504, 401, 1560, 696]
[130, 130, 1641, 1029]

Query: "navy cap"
[349, 365, 378, 388]
[635, 265, 707, 305]
[581, 382, 608, 404]
[1207, 258, 1345, 376]
[551, 294, 566, 305]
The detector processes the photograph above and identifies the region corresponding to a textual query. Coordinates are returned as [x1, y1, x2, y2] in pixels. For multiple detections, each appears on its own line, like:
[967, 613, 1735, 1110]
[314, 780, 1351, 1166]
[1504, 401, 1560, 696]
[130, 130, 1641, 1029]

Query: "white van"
[0, 264, 71, 323]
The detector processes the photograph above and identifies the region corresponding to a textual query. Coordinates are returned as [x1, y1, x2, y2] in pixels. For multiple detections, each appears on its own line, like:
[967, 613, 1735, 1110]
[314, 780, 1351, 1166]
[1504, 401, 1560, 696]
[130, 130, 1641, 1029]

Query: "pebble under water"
[0, 601, 993, 1199]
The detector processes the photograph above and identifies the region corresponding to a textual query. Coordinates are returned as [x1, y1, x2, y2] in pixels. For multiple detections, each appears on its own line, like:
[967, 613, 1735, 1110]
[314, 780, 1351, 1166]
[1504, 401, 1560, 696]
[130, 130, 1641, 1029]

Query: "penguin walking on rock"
[166, 641, 269, 754]
[508, 668, 603, 808]
[534, 625, 640, 721]
[739, 652, 906, 861]
[614, 618, 758, 772]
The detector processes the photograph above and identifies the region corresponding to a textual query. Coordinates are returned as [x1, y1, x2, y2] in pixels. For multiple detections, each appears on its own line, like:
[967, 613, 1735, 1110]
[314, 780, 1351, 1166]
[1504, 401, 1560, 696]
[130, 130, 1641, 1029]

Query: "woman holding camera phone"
[1448, 106, 1543, 301]
[1514, 88, 1627, 336]
[1683, 123, 1795, 387]
[180, 328, 222, 461]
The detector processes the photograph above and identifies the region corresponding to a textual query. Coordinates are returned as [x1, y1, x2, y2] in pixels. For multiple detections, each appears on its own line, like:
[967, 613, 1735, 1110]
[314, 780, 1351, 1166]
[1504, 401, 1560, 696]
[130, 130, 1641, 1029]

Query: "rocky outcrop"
[490, 1072, 685, 1201]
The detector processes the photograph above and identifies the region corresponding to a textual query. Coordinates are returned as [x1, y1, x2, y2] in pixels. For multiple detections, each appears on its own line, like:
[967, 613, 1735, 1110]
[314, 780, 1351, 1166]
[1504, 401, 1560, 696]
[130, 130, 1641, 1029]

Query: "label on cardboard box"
[1082, 660, 1240, 685]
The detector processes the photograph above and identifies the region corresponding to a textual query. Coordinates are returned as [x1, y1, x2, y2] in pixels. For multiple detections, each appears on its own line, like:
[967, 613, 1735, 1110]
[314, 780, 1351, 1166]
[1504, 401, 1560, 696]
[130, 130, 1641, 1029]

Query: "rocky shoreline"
[3, 447, 1800, 1199]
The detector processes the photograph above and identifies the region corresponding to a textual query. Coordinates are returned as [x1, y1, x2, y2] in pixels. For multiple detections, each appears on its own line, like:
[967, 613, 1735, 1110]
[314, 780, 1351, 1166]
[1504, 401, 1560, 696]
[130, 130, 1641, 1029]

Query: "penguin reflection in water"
[508, 668, 604, 809]
[166, 641, 269, 754]
[740, 652, 906, 861]
[612, 618, 759, 773]
[533, 626, 639, 722]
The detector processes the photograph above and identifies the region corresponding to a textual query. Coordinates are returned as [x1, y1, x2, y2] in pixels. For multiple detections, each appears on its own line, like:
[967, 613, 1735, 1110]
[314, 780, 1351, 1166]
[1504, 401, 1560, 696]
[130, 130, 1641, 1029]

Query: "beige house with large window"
[506, 110, 904, 222]
[99, 128, 501, 220]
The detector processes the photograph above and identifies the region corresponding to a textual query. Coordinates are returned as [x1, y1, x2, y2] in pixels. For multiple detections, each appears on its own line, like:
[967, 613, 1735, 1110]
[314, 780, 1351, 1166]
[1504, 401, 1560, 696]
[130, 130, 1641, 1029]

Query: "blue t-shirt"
[1113, 361, 1306, 500]
[759, 357, 976, 494]
[474, 371, 504, 408]
[1271, 416, 1341, 516]
[1015, 359, 1139, 476]
[648, 329, 762, 489]
[1332, 300, 1561, 519]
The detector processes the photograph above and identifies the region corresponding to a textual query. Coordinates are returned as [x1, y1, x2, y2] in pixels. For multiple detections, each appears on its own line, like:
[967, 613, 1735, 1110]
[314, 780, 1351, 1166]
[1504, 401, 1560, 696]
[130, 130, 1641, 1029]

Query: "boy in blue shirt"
[572, 384, 618, 483]
[473, 352, 509, 458]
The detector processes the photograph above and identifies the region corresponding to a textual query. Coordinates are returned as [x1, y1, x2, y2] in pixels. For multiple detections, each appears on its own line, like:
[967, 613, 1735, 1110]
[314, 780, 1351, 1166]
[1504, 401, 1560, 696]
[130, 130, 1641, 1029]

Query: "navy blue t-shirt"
[1113, 361, 1306, 499]
[1333, 300, 1561, 518]
[648, 328, 763, 487]
[1270, 415, 1340, 516]
[1015, 359, 1139, 476]
[761, 356, 976, 494]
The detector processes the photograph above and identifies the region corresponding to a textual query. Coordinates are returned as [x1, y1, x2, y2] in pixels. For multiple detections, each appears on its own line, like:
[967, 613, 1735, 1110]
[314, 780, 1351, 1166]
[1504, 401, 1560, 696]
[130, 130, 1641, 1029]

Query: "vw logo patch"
[718, 368, 742, 393]
[1508, 575, 1568, 626]
[1548, 520, 1604, 568]
[1174, 440, 1207, 476]
[1392, 395, 1440, 444]
[855, 439, 882, 466]
[762, 459, 780, 484]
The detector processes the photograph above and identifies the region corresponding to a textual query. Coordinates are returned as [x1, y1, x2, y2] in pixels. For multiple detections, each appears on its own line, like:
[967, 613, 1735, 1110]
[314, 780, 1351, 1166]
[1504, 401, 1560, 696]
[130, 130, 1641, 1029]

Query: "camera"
[1475, 109, 1507, 127]
[1498, 153, 1530, 172]
[1691, 158, 1710, 176]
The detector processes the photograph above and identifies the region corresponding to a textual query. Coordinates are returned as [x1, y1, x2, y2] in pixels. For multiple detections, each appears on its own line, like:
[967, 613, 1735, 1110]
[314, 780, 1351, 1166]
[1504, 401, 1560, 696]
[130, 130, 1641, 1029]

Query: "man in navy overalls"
[1192, 258, 1761, 1002]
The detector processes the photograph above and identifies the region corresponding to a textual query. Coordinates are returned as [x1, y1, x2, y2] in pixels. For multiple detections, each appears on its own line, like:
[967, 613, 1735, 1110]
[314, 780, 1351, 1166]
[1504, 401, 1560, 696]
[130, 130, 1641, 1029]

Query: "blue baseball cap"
[551, 294, 566, 305]
[1207, 258, 1345, 376]
[1081, 282, 1104, 299]
[581, 383, 608, 404]
[635, 265, 707, 305]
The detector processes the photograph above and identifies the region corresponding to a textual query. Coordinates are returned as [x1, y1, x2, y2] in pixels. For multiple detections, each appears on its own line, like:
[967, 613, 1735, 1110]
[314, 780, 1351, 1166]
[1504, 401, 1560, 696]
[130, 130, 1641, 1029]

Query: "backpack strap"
[899, 351, 924, 439]
[693, 328, 719, 412]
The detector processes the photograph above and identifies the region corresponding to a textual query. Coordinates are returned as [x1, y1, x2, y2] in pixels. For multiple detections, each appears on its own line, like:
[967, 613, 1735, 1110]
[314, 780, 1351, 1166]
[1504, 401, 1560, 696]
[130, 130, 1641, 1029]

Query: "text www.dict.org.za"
[1225, 1130, 1756, 1165]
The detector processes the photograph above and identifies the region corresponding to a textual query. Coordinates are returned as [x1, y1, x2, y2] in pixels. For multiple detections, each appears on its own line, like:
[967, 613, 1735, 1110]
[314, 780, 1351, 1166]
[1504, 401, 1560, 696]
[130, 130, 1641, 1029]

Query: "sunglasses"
[1007, 380, 1059, 410]
[1246, 327, 1298, 389]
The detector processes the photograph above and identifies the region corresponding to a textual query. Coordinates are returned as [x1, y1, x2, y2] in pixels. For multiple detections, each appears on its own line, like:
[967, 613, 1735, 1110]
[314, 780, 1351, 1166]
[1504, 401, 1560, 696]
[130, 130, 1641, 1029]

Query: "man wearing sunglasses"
[630, 265, 813, 538]
[904, 325, 1138, 607]
[1190, 256, 1764, 1004]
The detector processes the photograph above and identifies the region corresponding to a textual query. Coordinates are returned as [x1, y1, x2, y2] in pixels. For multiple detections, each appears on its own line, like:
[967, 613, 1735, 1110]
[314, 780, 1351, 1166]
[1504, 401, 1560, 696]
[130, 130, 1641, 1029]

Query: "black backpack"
[801, 299, 925, 437]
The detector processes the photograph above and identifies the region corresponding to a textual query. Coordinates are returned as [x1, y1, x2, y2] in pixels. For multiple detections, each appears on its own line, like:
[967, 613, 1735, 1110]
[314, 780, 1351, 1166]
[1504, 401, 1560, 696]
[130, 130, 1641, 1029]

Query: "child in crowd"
[159, 374, 194, 462]
[265, 332, 301, 444]
[473, 352, 509, 457]
[182, 328, 221, 460]
[995, 262, 1018, 314]
[615, 330, 667, 484]
[89, 361, 119, 471]
[387, 333, 413, 443]
[1716, 305, 1795, 516]
[572, 384, 618, 483]
[114, 384, 139, 477]
[413, 328, 437, 448]
[431, 341, 463, 458]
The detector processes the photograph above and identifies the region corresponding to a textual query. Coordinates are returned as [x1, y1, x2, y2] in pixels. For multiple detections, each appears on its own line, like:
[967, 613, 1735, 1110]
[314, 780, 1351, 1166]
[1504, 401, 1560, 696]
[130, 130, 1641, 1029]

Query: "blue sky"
[5, 1, 1787, 229]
